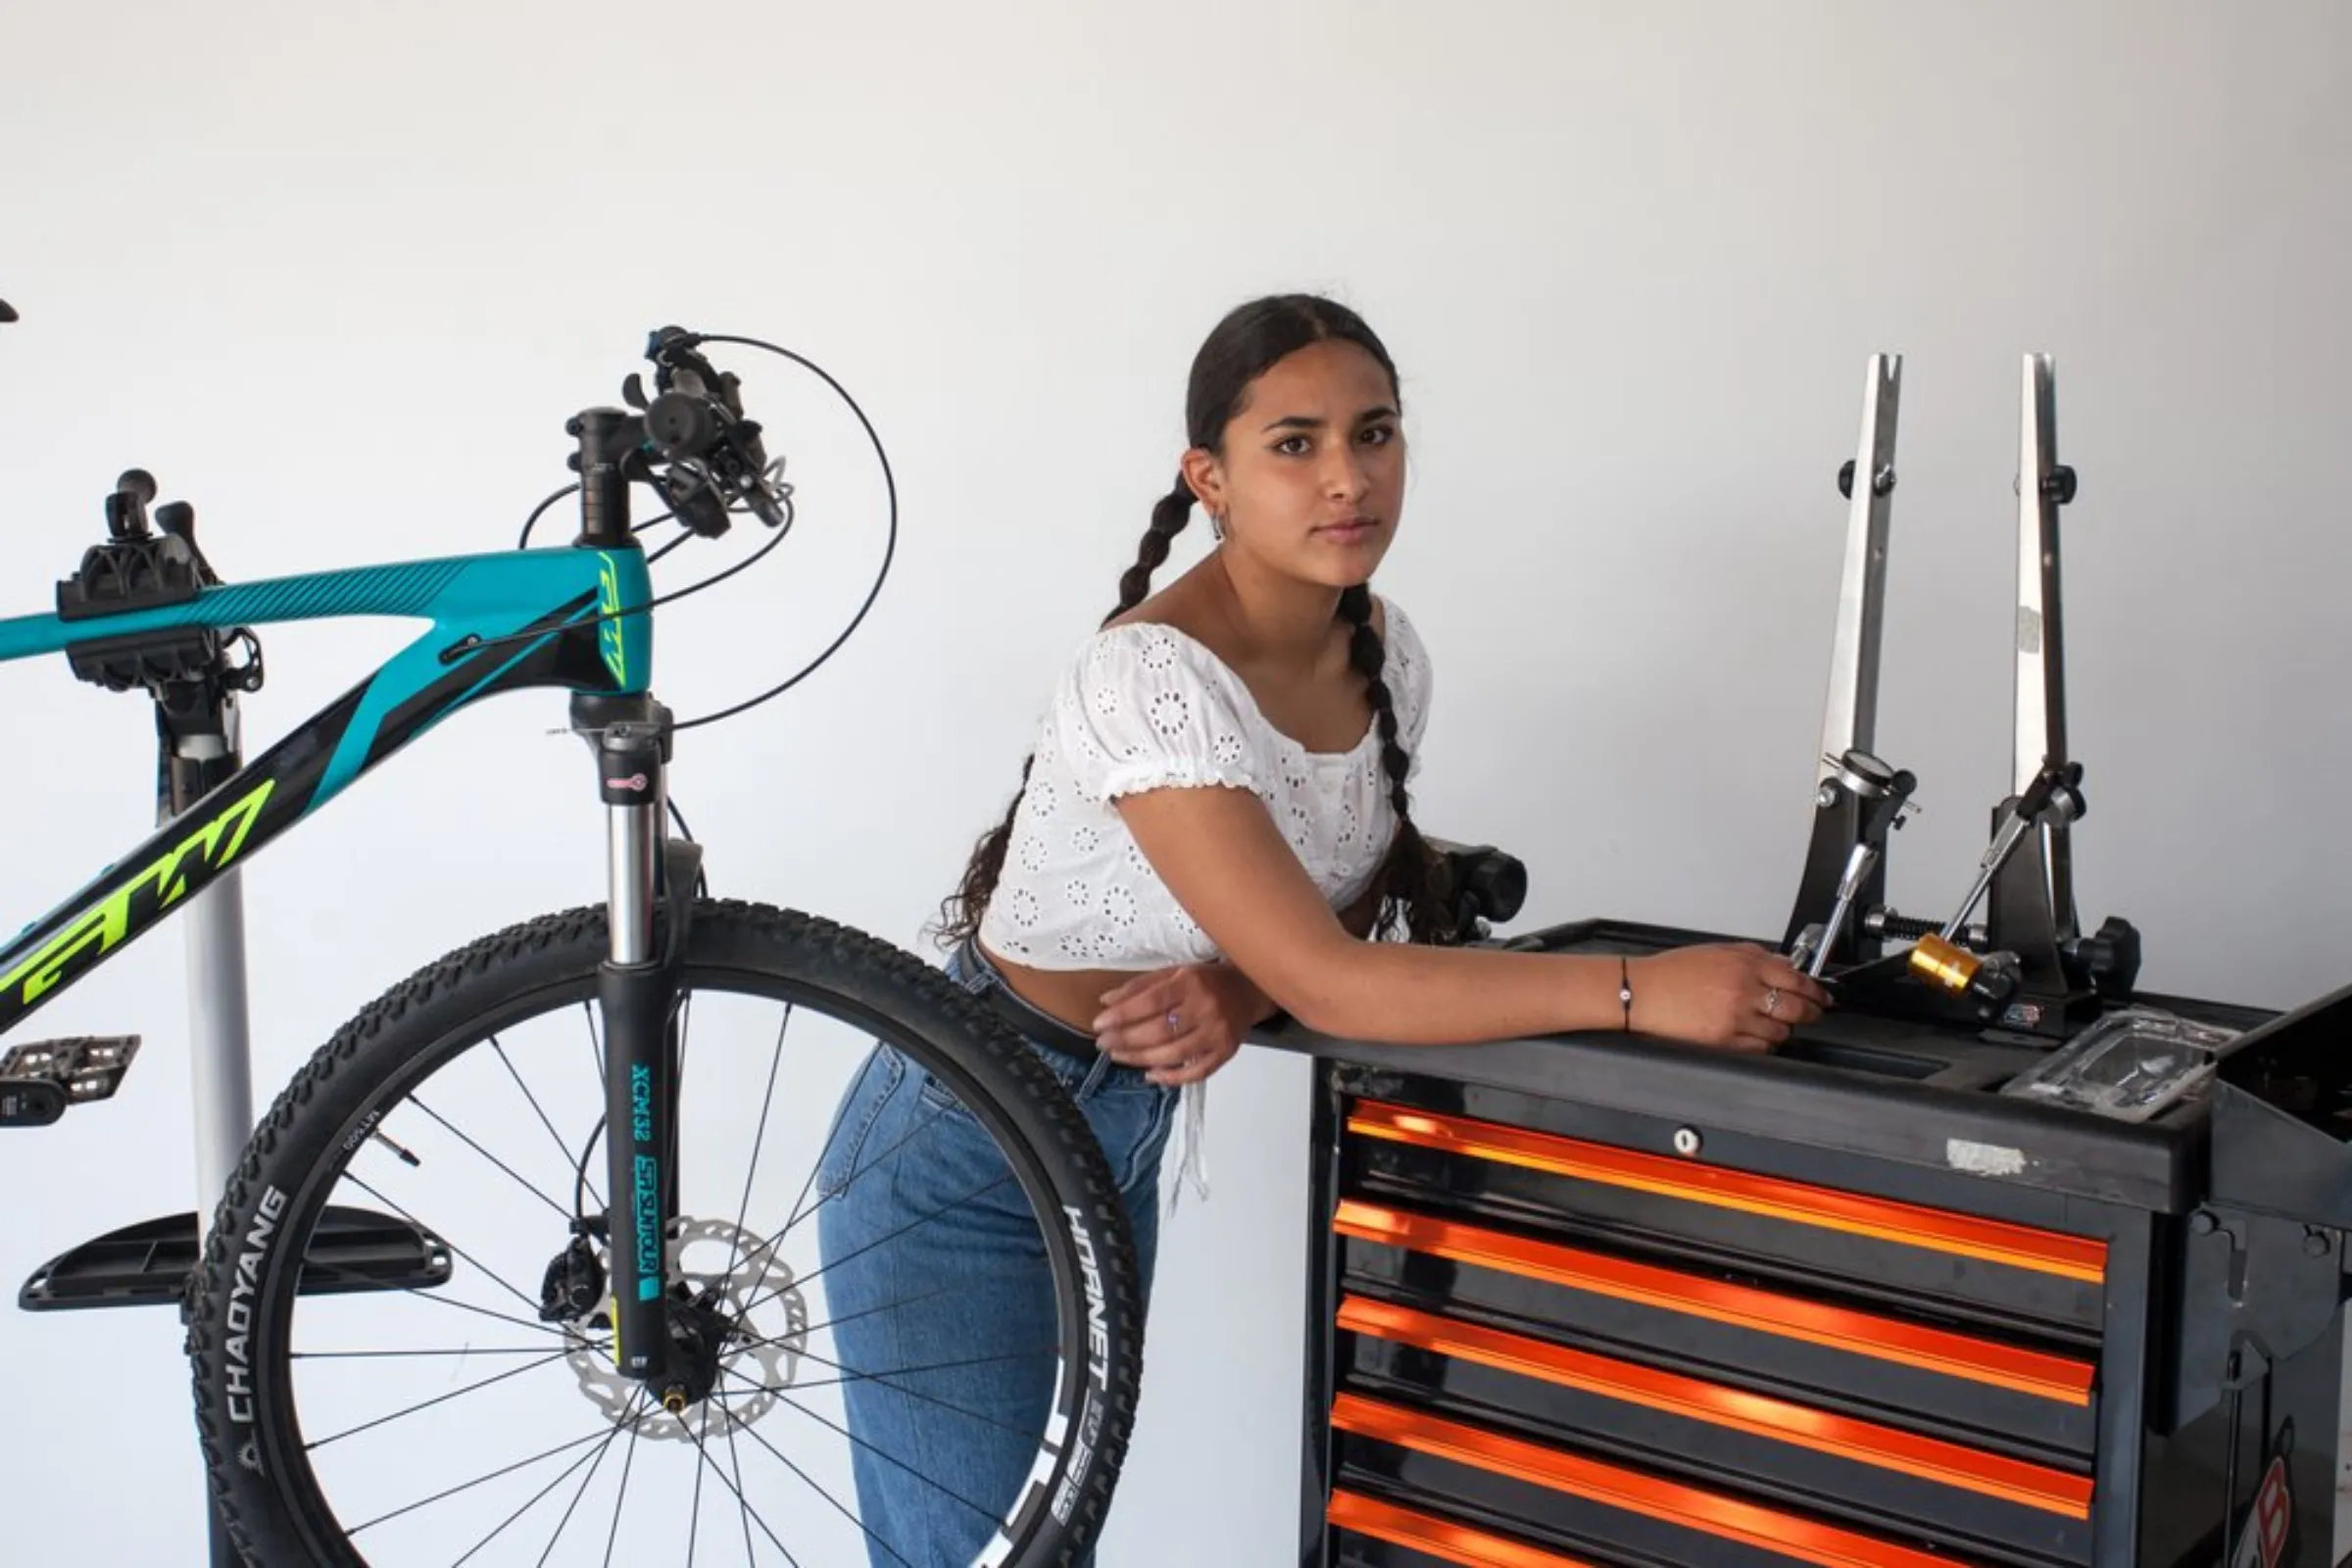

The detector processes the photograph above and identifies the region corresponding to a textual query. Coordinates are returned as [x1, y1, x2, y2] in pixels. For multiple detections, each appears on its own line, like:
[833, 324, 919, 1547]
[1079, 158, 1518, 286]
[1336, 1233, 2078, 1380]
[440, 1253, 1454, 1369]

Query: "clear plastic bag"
[1998, 1004, 2244, 1122]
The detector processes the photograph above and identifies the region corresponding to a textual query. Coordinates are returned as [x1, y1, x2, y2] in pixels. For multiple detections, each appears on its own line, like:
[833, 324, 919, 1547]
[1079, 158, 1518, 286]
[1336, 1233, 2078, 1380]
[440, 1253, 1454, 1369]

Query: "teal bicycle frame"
[0, 543, 653, 1041]
[0, 324, 796, 1568]
[0, 336, 785, 1442]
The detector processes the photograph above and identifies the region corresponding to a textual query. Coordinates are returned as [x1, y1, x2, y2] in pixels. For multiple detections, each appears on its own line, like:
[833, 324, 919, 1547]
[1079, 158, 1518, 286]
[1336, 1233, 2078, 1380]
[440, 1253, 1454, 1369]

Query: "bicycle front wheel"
[187, 900, 1145, 1567]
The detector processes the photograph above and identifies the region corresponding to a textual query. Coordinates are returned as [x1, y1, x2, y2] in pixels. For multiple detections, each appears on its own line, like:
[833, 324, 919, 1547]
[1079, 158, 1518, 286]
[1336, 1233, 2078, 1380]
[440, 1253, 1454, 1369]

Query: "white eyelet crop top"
[977, 595, 1433, 972]
[975, 595, 1432, 1220]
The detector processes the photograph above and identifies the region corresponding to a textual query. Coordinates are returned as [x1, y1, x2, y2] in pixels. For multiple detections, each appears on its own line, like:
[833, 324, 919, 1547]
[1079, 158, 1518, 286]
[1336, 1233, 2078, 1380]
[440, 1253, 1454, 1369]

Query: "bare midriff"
[980, 943, 1146, 1034]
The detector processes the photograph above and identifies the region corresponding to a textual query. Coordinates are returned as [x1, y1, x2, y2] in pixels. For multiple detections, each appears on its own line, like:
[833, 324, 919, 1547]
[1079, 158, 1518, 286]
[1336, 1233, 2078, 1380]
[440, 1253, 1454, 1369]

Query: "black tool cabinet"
[1268, 917, 2352, 1568]
[1252, 350, 2350, 1566]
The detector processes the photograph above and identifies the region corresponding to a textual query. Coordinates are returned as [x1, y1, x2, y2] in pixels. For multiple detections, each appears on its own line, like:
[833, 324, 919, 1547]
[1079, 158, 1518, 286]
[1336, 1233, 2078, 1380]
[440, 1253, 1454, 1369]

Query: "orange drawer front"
[1334, 1199, 2095, 1406]
[1335, 1393, 1991, 1568]
[1340, 1295, 2091, 1520]
[1347, 1100, 2108, 1284]
[1328, 1490, 1604, 1567]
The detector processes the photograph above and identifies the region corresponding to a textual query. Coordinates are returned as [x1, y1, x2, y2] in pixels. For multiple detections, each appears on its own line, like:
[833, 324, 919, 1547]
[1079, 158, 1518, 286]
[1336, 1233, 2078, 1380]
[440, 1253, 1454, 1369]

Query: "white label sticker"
[1945, 1138, 2027, 1176]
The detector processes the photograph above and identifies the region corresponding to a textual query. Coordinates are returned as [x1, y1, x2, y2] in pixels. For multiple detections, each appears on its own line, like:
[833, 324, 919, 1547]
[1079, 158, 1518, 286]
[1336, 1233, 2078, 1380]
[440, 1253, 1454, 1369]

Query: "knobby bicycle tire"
[184, 899, 1145, 1566]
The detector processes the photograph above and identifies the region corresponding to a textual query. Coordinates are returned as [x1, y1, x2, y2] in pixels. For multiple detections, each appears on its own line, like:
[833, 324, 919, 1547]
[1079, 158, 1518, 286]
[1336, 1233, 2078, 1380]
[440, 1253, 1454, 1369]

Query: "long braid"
[933, 474, 1197, 948]
[1338, 585, 1454, 945]
[1107, 474, 1197, 624]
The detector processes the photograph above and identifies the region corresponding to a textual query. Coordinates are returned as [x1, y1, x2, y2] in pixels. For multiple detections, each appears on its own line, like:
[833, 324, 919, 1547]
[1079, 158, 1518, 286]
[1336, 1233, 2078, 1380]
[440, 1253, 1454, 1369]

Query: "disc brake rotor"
[564, 1216, 808, 1443]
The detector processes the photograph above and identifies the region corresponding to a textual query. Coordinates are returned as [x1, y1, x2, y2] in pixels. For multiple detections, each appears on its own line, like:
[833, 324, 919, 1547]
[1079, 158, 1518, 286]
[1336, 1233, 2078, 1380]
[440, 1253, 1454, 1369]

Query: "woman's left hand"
[1091, 962, 1273, 1086]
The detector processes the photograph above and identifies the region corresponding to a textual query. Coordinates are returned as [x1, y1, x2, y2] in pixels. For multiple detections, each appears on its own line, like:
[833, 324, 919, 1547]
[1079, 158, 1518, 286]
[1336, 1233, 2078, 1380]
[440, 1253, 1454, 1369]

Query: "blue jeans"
[813, 944, 1177, 1567]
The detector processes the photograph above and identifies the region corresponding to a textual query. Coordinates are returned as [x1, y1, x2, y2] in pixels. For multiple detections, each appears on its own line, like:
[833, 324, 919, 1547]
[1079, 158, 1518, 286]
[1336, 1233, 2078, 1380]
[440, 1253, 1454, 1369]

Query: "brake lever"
[656, 461, 733, 539]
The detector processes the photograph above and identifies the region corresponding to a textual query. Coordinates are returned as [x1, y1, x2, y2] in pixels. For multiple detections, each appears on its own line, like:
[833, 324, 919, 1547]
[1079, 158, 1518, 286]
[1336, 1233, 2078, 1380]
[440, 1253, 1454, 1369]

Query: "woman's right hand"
[1623, 944, 1831, 1052]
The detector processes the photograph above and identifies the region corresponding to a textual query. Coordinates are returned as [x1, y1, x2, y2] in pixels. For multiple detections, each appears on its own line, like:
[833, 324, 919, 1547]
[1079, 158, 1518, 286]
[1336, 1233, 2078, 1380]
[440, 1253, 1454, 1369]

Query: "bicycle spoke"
[726, 1095, 1003, 1323]
[292, 1346, 552, 1361]
[719, 1387, 762, 1568]
[584, 1000, 605, 1083]
[726, 1005, 792, 1279]
[304, 1348, 575, 1452]
[738, 1340, 1058, 1443]
[441, 1393, 640, 1567]
[748, 1275, 962, 1349]
[740, 1163, 1016, 1321]
[738, 1056, 1061, 1323]
[719, 1367, 923, 1568]
[532, 1389, 632, 1567]
[343, 1172, 550, 1321]
[691, 1387, 795, 1568]
[766, 1049, 918, 1248]
[493, 1034, 605, 1211]
[344, 1425, 617, 1538]
[598, 1387, 647, 1567]
[685, 1403, 708, 1568]
[295, 1254, 573, 1343]
[406, 1094, 577, 1225]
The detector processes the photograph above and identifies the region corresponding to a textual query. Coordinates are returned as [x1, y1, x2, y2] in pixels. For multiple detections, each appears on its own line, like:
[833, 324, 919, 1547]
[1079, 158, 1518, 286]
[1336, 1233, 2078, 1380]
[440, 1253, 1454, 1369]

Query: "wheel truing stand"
[1783, 354, 1905, 968]
[1781, 352, 2142, 1041]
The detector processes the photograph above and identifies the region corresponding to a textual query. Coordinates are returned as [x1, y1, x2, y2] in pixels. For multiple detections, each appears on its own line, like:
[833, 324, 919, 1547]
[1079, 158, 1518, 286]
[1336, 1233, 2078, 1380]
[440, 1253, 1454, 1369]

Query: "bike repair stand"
[168, 618, 259, 1568]
[0, 472, 265, 1563]
[2, 465, 442, 1565]
[1780, 353, 2141, 1040]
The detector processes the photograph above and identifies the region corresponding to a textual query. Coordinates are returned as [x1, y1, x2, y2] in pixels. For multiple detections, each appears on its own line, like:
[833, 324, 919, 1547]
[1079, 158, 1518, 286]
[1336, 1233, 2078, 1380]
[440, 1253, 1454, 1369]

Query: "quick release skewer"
[1905, 760, 2085, 1002]
[1795, 750, 1919, 978]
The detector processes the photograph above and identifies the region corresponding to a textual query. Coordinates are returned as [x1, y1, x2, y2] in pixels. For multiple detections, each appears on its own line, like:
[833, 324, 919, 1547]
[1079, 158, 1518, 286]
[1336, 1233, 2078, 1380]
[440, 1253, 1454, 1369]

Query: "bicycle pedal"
[0, 1035, 141, 1126]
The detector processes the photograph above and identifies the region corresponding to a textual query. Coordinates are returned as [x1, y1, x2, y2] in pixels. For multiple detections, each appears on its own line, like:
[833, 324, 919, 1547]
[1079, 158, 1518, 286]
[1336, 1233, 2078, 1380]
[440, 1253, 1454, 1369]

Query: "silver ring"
[1763, 986, 1782, 1018]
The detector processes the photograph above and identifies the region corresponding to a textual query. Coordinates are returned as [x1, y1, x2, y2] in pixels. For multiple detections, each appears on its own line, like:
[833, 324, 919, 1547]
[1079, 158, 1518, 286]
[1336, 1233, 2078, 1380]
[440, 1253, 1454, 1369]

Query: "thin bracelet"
[1618, 956, 1634, 1031]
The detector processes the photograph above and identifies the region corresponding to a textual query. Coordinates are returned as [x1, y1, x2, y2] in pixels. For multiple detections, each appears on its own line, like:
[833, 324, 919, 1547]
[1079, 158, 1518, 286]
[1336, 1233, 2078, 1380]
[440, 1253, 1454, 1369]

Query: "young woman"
[815, 293, 1829, 1565]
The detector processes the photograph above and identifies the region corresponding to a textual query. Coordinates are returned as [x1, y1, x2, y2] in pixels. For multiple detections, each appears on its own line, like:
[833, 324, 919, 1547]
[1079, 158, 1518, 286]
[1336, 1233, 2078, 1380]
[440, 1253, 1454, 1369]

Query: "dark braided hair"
[934, 293, 1454, 949]
[1336, 581, 1450, 943]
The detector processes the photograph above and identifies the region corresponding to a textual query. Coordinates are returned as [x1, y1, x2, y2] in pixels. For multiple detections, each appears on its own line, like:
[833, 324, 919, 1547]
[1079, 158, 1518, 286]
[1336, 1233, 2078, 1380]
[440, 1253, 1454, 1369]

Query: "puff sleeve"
[1053, 624, 1265, 804]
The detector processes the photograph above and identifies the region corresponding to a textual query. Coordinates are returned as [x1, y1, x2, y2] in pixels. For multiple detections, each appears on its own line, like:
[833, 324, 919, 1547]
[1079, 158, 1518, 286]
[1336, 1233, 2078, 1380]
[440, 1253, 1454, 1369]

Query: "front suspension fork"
[581, 695, 700, 1395]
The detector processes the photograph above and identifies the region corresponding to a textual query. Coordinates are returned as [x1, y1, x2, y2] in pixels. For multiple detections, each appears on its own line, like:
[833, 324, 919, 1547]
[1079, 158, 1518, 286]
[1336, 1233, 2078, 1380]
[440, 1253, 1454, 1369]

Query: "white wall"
[3, 1, 2348, 1561]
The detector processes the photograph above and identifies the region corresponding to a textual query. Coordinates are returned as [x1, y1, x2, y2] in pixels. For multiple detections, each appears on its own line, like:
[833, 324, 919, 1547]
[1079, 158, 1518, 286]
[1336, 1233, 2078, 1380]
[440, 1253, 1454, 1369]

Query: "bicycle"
[0, 300, 1145, 1566]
